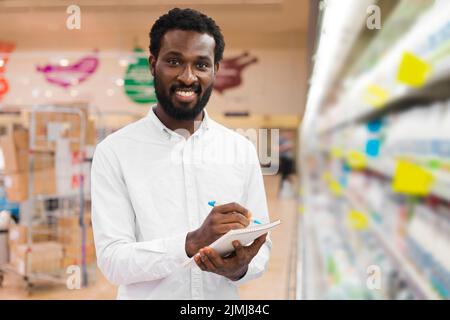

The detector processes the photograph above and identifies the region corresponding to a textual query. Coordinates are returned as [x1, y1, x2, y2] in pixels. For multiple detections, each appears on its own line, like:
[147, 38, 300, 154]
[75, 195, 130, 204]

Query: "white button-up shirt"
[91, 107, 271, 300]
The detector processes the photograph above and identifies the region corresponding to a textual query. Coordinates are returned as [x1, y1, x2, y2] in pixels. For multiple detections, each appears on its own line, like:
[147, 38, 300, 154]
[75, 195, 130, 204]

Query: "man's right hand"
[185, 202, 251, 257]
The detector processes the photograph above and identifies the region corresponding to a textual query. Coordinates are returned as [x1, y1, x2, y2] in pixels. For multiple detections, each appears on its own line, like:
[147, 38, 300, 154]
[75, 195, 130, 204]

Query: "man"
[91, 8, 271, 299]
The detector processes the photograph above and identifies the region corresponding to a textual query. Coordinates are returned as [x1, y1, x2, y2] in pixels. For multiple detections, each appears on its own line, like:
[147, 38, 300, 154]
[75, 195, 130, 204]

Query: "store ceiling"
[0, 0, 308, 50]
[0, 0, 310, 116]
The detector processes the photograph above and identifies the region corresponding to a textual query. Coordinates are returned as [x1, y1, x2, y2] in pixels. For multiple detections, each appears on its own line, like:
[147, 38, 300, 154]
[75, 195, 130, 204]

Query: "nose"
[177, 64, 197, 86]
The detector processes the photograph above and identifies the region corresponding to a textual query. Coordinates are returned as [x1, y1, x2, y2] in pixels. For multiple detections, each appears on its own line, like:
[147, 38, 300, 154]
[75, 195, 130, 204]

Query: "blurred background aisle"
[300, 0, 450, 300]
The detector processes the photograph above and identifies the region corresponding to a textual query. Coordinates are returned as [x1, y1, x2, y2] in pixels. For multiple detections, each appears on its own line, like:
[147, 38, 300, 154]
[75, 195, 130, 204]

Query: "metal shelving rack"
[21, 104, 89, 292]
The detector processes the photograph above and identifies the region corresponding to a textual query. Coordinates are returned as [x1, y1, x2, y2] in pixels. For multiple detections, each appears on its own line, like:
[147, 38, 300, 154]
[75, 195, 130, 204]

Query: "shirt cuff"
[164, 232, 190, 265]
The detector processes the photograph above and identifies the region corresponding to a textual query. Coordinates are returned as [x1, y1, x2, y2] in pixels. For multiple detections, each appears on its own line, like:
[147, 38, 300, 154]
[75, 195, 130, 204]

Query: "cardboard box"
[58, 224, 94, 245]
[0, 130, 29, 173]
[4, 167, 56, 202]
[9, 224, 57, 248]
[0, 129, 54, 173]
[69, 118, 96, 151]
[57, 215, 91, 229]
[86, 119, 96, 145]
[63, 243, 96, 258]
[33, 151, 55, 170]
[32, 224, 56, 242]
[61, 253, 96, 268]
[8, 224, 28, 247]
[13, 129, 29, 151]
[4, 172, 27, 202]
[10, 241, 63, 275]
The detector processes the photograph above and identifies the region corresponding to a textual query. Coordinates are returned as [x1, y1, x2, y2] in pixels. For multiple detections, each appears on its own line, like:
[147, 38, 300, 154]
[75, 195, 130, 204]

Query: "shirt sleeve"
[91, 141, 189, 286]
[231, 141, 272, 285]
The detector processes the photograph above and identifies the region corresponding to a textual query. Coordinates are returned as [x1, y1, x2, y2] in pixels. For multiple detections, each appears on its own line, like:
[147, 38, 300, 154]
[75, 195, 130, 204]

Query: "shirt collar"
[147, 105, 210, 140]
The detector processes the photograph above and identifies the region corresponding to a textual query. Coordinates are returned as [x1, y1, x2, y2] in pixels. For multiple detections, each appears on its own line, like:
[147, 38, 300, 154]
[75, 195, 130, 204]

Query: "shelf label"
[392, 160, 434, 195]
[365, 139, 380, 157]
[330, 180, 343, 196]
[347, 210, 369, 230]
[346, 150, 367, 169]
[397, 52, 432, 88]
[323, 172, 343, 196]
[331, 147, 343, 159]
[363, 84, 389, 108]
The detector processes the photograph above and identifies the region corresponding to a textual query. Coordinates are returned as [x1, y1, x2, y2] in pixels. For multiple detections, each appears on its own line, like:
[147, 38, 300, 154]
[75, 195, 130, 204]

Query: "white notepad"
[183, 220, 281, 267]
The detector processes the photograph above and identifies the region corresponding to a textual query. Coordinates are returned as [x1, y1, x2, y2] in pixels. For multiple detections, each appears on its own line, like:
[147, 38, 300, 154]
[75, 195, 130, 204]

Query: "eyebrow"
[163, 51, 212, 62]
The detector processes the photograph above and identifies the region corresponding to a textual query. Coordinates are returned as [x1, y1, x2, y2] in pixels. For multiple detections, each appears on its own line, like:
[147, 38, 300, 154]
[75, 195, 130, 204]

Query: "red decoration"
[0, 77, 8, 96]
[0, 41, 15, 101]
[213, 52, 258, 94]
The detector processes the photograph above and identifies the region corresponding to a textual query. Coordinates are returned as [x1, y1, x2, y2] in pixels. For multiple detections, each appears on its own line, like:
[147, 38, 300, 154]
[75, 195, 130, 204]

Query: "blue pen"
[208, 201, 262, 224]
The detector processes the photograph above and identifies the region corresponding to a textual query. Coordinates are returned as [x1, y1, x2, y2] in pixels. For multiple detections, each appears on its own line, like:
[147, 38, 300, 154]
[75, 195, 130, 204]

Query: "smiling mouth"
[173, 87, 200, 103]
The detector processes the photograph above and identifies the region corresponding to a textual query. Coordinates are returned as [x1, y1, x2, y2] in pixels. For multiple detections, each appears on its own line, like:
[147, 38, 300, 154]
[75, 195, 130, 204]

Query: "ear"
[214, 62, 219, 75]
[149, 55, 157, 76]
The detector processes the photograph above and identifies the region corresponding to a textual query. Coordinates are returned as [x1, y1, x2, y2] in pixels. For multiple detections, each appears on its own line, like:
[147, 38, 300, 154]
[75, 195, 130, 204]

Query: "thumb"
[249, 233, 267, 255]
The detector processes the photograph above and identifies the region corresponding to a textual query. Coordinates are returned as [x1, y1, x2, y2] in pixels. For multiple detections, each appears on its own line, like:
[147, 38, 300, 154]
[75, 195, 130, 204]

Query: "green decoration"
[124, 47, 157, 104]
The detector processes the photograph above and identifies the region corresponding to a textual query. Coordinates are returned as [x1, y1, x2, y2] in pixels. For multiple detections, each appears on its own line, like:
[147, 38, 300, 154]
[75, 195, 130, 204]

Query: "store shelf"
[320, 75, 450, 135]
[317, 1, 450, 136]
[345, 191, 441, 300]
[365, 157, 450, 203]
[319, 144, 450, 203]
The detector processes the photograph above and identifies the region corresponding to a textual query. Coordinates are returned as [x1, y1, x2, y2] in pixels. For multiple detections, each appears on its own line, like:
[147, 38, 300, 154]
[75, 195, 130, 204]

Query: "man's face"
[150, 30, 218, 120]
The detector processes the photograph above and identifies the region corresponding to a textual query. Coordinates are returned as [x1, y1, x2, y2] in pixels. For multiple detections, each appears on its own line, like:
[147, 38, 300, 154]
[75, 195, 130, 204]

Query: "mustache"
[170, 83, 201, 94]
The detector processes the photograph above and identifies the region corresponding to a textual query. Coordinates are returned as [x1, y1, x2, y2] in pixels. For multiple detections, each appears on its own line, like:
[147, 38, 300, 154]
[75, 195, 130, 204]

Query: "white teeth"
[176, 91, 194, 97]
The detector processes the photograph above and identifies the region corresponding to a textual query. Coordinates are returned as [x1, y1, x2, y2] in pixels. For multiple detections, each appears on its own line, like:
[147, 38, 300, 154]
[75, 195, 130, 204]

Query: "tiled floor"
[0, 175, 298, 300]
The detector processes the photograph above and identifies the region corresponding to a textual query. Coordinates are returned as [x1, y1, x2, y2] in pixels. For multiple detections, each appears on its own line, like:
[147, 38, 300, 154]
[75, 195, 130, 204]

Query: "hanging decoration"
[0, 41, 15, 101]
[213, 52, 258, 94]
[124, 47, 157, 104]
[36, 51, 99, 89]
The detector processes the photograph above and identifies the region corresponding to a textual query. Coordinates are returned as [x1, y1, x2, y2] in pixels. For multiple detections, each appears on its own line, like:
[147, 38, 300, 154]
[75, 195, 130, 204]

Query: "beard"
[154, 74, 213, 121]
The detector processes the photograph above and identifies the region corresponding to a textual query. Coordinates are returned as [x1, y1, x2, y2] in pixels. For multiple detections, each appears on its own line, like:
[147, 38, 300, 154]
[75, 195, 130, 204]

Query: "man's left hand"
[194, 234, 267, 281]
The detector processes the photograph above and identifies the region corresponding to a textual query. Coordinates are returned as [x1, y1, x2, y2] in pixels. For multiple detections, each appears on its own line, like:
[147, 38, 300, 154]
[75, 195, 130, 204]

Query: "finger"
[215, 202, 249, 218]
[199, 249, 216, 272]
[248, 233, 267, 256]
[218, 223, 246, 234]
[204, 248, 225, 269]
[194, 254, 207, 271]
[220, 212, 250, 227]
[248, 210, 253, 222]
[232, 240, 248, 264]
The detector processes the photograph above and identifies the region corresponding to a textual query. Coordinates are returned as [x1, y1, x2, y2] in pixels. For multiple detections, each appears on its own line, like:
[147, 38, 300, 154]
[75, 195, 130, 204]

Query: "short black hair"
[149, 8, 225, 64]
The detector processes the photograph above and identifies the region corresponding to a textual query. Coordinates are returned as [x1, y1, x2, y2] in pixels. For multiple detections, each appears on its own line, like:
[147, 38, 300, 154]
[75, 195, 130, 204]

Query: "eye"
[196, 62, 210, 70]
[167, 58, 180, 66]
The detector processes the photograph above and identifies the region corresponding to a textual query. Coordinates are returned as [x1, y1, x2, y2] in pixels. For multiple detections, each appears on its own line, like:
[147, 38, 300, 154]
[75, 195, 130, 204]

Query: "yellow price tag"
[347, 210, 369, 230]
[363, 84, 389, 108]
[322, 171, 343, 196]
[331, 147, 343, 159]
[346, 150, 366, 169]
[392, 160, 434, 196]
[298, 205, 304, 214]
[397, 52, 432, 88]
[322, 171, 332, 182]
[329, 179, 343, 196]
